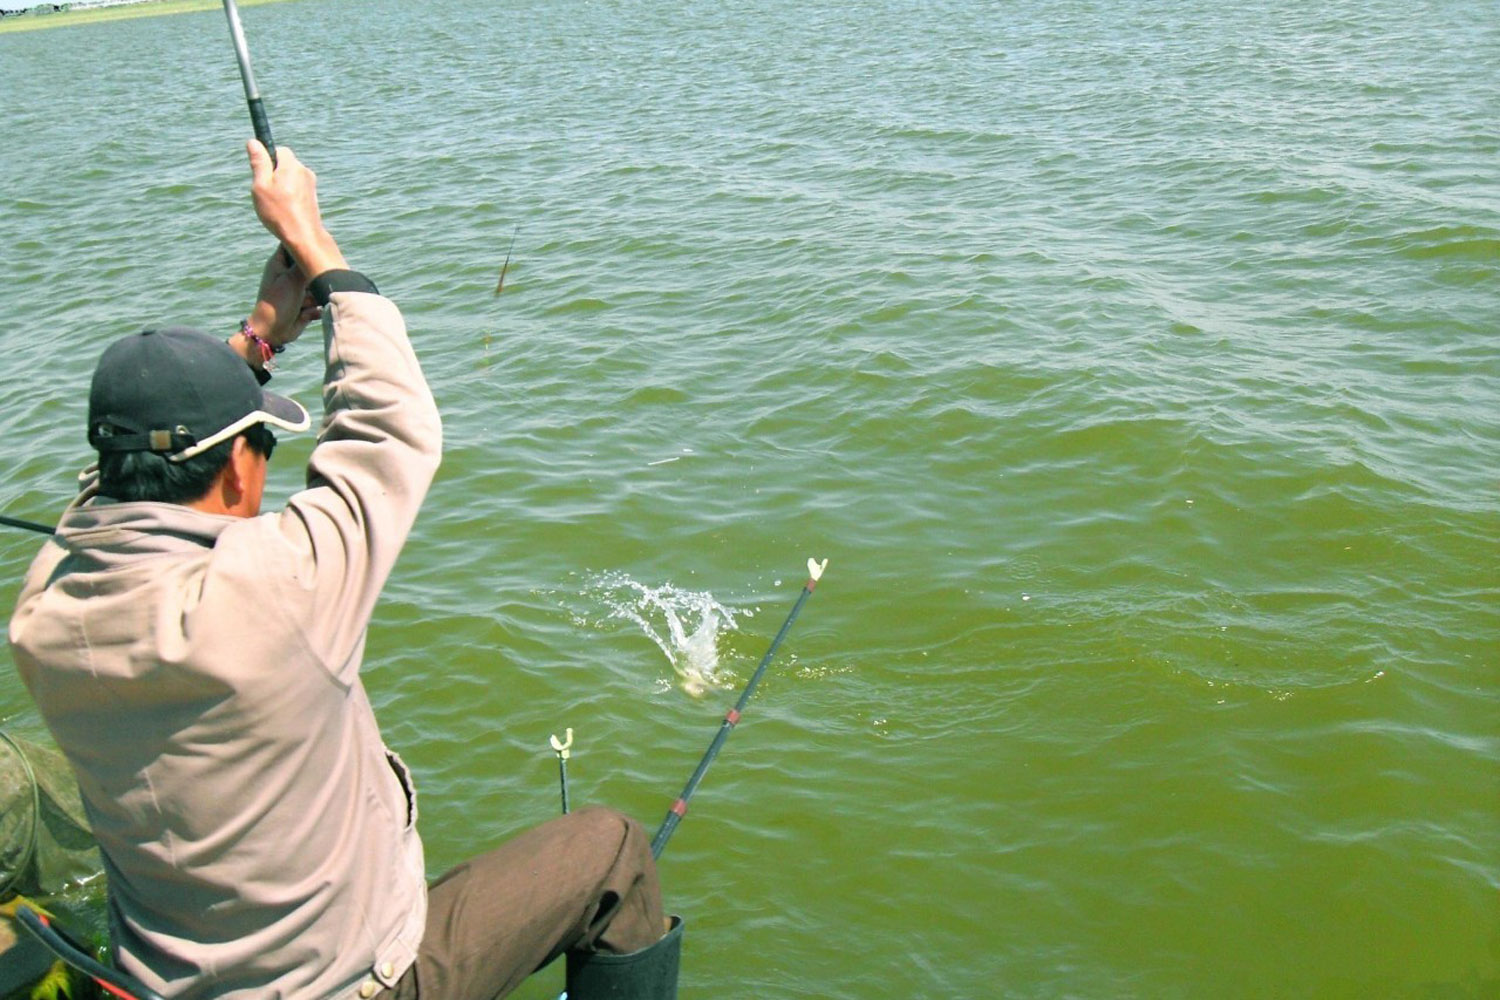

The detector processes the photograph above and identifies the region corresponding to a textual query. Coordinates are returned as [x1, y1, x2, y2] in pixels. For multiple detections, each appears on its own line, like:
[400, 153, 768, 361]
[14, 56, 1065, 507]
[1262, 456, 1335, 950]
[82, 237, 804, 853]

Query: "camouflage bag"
[0, 730, 98, 900]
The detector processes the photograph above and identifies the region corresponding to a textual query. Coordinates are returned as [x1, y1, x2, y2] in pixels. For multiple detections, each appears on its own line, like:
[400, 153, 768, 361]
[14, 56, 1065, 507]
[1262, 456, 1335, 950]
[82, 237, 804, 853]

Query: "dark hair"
[98, 424, 276, 504]
[243, 422, 276, 461]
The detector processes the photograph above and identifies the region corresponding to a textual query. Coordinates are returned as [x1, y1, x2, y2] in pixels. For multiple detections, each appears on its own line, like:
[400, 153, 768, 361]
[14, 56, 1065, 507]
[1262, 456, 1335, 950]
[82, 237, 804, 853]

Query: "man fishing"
[7, 141, 681, 1000]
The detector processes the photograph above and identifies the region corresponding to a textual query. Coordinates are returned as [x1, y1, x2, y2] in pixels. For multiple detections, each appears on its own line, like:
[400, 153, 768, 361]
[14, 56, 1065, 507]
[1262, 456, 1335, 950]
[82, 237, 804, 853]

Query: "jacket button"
[359, 981, 379, 999]
[381, 963, 396, 979]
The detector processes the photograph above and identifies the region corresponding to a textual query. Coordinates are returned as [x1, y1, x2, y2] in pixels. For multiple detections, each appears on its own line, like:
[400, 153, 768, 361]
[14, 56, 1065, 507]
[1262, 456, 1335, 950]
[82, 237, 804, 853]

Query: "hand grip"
[248, 96, 277, 166]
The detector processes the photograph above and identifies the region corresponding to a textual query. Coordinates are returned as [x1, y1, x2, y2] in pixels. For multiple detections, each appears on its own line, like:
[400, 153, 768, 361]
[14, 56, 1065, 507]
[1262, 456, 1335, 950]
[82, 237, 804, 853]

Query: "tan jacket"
[9, 286, 442, 1000]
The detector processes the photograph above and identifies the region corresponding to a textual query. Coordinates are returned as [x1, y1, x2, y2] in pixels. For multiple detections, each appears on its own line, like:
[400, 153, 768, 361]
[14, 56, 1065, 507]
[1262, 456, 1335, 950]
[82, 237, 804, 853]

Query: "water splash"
[582, 572, 747, 696]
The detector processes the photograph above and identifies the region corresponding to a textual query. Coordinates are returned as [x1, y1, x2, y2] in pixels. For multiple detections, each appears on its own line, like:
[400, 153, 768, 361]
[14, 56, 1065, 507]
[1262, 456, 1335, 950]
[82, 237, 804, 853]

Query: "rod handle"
[247, 96, 277, 166]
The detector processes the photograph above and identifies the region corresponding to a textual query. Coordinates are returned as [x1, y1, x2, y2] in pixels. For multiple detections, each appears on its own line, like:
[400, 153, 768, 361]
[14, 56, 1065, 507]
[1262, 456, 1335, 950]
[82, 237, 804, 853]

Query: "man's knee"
[566, 805, 649, 855]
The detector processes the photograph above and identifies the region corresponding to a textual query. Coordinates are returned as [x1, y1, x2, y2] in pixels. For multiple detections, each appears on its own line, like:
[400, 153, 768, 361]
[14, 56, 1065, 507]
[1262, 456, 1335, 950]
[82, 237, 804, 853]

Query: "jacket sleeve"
[267, 279, 442, 684]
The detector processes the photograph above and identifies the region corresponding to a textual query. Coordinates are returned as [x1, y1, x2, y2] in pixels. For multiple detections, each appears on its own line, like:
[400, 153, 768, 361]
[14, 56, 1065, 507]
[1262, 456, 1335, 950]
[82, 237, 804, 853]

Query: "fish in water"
[585, 572, 744, 696]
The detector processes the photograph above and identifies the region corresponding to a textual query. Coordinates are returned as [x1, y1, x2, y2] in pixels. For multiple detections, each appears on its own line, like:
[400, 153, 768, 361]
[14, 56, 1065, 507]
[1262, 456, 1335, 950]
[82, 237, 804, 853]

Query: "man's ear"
[222, 436, 253, 506]
[186, 437, 257, 516]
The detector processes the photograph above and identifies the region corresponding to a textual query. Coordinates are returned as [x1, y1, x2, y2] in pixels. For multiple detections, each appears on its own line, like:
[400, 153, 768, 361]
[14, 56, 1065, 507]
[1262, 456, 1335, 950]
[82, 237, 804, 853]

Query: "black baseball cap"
[87, 327, 310, 461]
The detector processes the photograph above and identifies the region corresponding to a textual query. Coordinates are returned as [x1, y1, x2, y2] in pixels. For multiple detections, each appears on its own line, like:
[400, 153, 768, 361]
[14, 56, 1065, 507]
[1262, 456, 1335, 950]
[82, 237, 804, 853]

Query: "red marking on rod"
[725, 708, 741, 725]
[671, 798, 688, 817]
[805, 578, 818, 591]
[97, 982, 139, 1000]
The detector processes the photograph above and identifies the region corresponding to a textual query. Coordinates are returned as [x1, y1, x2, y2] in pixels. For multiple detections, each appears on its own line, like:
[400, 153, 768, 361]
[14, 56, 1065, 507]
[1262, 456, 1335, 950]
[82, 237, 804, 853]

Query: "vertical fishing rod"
[550, 728, 573, 815]
[7, 15, 287, 549]
[222, 0, 277, 165]
[650, 558, 828, 860]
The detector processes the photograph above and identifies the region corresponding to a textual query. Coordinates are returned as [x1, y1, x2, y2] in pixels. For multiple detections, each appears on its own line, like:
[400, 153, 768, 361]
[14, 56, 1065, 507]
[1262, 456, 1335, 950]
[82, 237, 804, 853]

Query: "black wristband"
[309, 270, 379, 307]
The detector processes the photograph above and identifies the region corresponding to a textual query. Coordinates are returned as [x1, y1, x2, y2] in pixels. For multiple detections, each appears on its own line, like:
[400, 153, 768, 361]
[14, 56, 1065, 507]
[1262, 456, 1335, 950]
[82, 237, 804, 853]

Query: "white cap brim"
[168, 389, 311, 462]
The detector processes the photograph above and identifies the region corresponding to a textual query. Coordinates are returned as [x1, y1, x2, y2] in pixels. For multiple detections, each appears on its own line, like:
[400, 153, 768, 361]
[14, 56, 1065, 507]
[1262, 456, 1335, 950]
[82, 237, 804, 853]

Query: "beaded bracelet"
[239, 318, 286, 369]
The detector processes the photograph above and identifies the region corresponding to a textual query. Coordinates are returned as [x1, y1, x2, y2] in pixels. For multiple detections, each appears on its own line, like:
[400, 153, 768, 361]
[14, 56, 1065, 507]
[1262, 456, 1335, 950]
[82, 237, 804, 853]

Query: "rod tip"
[807, 557, 829, 582]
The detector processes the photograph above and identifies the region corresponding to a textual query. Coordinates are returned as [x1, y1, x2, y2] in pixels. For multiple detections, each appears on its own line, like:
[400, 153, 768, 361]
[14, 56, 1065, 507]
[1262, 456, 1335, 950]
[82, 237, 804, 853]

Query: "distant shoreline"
[0, 0, 300, 34]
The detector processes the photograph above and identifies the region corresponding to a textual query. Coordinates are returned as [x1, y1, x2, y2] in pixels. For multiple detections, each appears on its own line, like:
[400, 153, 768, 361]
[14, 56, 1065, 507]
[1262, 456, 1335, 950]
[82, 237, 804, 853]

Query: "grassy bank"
[0, 0, 300, 34]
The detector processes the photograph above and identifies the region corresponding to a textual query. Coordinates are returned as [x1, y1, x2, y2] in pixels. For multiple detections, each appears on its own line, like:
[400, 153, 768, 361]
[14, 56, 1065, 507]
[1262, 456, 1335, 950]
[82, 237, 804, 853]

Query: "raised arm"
[234, 140, 442, 683]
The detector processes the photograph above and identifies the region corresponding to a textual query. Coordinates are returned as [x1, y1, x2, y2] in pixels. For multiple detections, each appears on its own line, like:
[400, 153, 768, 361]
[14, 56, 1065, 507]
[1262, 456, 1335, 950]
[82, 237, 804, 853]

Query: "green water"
[2, 0, 1497, 996]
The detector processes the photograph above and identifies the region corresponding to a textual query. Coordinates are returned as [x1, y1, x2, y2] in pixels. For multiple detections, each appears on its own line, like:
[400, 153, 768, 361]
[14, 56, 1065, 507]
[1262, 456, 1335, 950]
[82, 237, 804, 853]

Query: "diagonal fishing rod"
[1, 513, 53, 536]
[494, 224, 519, 297]
[650, 557, 829, 860]
[222, 0, 277, 165]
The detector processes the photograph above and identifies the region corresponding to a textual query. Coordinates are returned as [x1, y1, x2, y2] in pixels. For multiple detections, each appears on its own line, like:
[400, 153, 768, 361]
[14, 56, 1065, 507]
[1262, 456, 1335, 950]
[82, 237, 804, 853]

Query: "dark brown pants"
[380, 806, 666, 1000]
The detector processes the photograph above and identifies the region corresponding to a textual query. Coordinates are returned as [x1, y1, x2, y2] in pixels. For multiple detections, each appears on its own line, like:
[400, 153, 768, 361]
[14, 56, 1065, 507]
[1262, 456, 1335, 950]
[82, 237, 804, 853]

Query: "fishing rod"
[494, 224, 519, 297]
[221, 0, 300, 272]
[1, 513, 53, 536]
[650, 557, 828, 860]
[15, 905, 165, 1000]
[7, 15, 273, 544]
[222, 0, 277, 165]
[10, 5, 267, 549]
[550, 728, 573, 815]
[8, 28, 271, 547]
